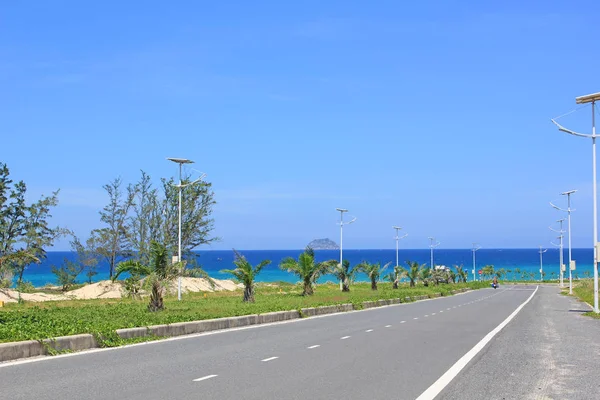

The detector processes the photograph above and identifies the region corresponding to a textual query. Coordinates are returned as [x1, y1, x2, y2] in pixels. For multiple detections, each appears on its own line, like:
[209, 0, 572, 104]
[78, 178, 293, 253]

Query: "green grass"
[0, 281, 488, 346]
[569, 279, 600, 319]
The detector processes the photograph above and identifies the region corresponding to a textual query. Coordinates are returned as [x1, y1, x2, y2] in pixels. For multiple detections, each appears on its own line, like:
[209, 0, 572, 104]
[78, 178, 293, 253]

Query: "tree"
[279, 247, 334, 296]
[93, 178, 136, 279]
[113, 259, 152, 299]
[51, 259, 84, 291]
[419, 266, 432, 287]
[455, 265, 467, 283]
[160, 174, 218, 254]
[221, 250, 270, 302]
[358, 261, 391, 290]
[391, 266, 407, 289]
[71, 234, 101, 284]
[329, 260, 356, 292]
[405, 261, 421, 287]
[481, 265, 495, 280]
[129, 171, 162, 266]
[0, 163, 62, 285]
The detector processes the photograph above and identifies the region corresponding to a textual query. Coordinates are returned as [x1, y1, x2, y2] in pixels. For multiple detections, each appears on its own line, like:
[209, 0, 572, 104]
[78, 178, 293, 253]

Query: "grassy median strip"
[0, 281, 488, 346]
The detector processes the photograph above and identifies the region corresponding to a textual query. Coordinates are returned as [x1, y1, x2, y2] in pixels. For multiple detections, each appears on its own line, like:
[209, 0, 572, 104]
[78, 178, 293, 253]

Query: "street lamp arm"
[549, 201, 566, 212]
[551, 119, 594, 138]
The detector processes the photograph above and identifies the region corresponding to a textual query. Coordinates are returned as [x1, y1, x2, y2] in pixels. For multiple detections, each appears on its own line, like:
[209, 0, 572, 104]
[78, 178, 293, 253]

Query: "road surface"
[1, 285, 597, 399]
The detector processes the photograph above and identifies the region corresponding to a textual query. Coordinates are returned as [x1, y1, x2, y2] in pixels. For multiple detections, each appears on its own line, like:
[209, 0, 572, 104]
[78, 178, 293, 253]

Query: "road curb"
[0, 288, 473, 362]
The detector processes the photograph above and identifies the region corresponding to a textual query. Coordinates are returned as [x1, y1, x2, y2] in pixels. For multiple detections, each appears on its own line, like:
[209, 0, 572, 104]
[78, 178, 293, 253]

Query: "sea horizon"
[11, 248, 596, 288]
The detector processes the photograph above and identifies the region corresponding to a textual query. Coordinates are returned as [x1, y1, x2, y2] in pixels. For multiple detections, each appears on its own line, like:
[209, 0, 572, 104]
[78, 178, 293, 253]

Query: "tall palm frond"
[358, 261, 391, 290]
[221, 249, 270, 302]
[279, 246, 333, 295]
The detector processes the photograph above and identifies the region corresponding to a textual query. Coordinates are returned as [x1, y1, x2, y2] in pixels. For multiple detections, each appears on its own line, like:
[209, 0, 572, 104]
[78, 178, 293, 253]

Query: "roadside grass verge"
[0, 281, 488, 346]
[569, 279, 600, 319]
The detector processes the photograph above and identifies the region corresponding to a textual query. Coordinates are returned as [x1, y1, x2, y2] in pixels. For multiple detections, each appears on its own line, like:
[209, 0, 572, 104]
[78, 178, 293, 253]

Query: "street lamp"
[393, 226, 408, 269]
[167, 157, 201, 301]
[549, 218, 566, 287]
[539, 246, 547, 282]
[552, 92, 600, 311]
[428, 237, 440, 270]
[551, 190, 577, 295]
[336, 208, 356, 290]
[472, 243, 481, 282]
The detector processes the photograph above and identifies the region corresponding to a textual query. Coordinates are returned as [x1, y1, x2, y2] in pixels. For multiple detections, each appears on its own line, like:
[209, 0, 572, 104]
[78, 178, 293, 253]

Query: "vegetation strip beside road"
[0, 282, 487, 347]
[570, 279, 600, 318]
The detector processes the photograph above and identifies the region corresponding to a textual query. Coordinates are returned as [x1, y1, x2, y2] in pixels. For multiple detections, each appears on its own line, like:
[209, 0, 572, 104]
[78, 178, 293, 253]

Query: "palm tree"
[454, 265, 467, 283]
[330, 260, 356, 292]
[221, 250, 270, 302]
[482, 265, 495, 280]
[405, 261, 421, 287]
[385, 266, 407, 289]
[358, 261, 391, 290]
[392, 266, 407, 289]
[447, 269, 457, 284]
[279, 247, 334, 296]
[113, 260, 152, 299]
[419, 265, 432, 286]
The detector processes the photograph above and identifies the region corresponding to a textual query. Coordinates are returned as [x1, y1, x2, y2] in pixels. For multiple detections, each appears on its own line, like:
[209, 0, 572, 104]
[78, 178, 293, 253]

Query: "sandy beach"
[0, 277, 241, 303]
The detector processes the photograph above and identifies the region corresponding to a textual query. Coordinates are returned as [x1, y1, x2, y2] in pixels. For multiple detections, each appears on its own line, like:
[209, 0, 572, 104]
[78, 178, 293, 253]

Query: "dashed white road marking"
[341, 336, 351, 340]
[431, 313, 436, 315]
[424, 315, 429, 317]
[365, 329, 374, 332]
[400, 321, 406, 323]
[307, 345, 320, 349]
[262, 357, 278, 362]
[385, 325, 392, 328]
[414, 317, 419, 320]
[193, 375, 218, 382]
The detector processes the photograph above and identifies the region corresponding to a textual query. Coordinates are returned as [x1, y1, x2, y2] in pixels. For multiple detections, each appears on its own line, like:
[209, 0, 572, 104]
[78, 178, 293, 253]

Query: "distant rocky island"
[307, 238, 339, 250]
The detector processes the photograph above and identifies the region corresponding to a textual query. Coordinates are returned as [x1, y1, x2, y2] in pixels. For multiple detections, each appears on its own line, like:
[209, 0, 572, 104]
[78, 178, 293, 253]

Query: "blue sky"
[2, 1, 600, 250]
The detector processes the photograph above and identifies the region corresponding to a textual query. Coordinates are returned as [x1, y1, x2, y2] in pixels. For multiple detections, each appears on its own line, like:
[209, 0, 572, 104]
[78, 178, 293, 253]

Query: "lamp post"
[393, 226, 408, 269]
[549, 218, 566, 287]
[167, 157, 197, 301]
[336, 208, 356, 290]
[472, 243, 481, 282]
[539, 246, 547, 282]
[551, 190, 577, 295]
[428, 237, 440, 270]
[552, 92, 600, 311]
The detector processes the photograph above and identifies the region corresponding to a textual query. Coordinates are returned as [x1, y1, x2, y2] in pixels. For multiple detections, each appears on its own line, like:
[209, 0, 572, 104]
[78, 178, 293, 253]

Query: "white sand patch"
[66, 280, 124, 300]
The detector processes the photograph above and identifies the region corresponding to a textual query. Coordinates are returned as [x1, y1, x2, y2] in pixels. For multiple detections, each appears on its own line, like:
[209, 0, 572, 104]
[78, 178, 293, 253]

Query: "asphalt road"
[0, 286, 546, 400]
[439, 285, 600, 400]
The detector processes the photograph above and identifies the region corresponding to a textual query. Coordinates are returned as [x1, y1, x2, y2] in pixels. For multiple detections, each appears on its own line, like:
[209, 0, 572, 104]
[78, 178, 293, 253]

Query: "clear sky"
[2, 1, 600, 250]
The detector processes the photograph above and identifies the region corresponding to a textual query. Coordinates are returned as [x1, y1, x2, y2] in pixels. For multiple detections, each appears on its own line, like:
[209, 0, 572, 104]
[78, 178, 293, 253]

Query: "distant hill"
[307, 238, 339, 250]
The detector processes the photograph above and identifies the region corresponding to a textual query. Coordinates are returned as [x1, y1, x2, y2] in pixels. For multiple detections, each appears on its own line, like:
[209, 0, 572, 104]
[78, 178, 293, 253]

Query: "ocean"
[12, 248, 596, 288]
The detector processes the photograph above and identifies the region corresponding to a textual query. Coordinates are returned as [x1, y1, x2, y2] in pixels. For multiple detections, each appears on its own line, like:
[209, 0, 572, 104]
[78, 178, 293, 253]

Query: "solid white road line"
[341, 336, 351, 340]
[261, 357, 278, 362]
[193, 375, 217, 382]
[416, 286, 538, 400]
[307, 345, 320, 349]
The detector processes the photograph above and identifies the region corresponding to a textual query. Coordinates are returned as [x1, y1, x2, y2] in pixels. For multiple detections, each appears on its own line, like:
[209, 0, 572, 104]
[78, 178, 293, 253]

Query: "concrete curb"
[0, 288, 473, 362]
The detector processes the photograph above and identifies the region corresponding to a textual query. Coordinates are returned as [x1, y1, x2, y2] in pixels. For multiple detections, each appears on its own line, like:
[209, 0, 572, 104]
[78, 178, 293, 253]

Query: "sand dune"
[0, 277, 240, 303]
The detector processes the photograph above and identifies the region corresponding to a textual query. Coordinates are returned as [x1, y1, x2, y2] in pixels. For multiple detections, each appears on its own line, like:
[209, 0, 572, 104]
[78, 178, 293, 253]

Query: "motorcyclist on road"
[492, 276, 498, 288]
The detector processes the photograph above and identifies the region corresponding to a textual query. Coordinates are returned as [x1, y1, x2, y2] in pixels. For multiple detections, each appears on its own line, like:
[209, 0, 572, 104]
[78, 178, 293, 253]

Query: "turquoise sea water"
[15, 248, 595, 287]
